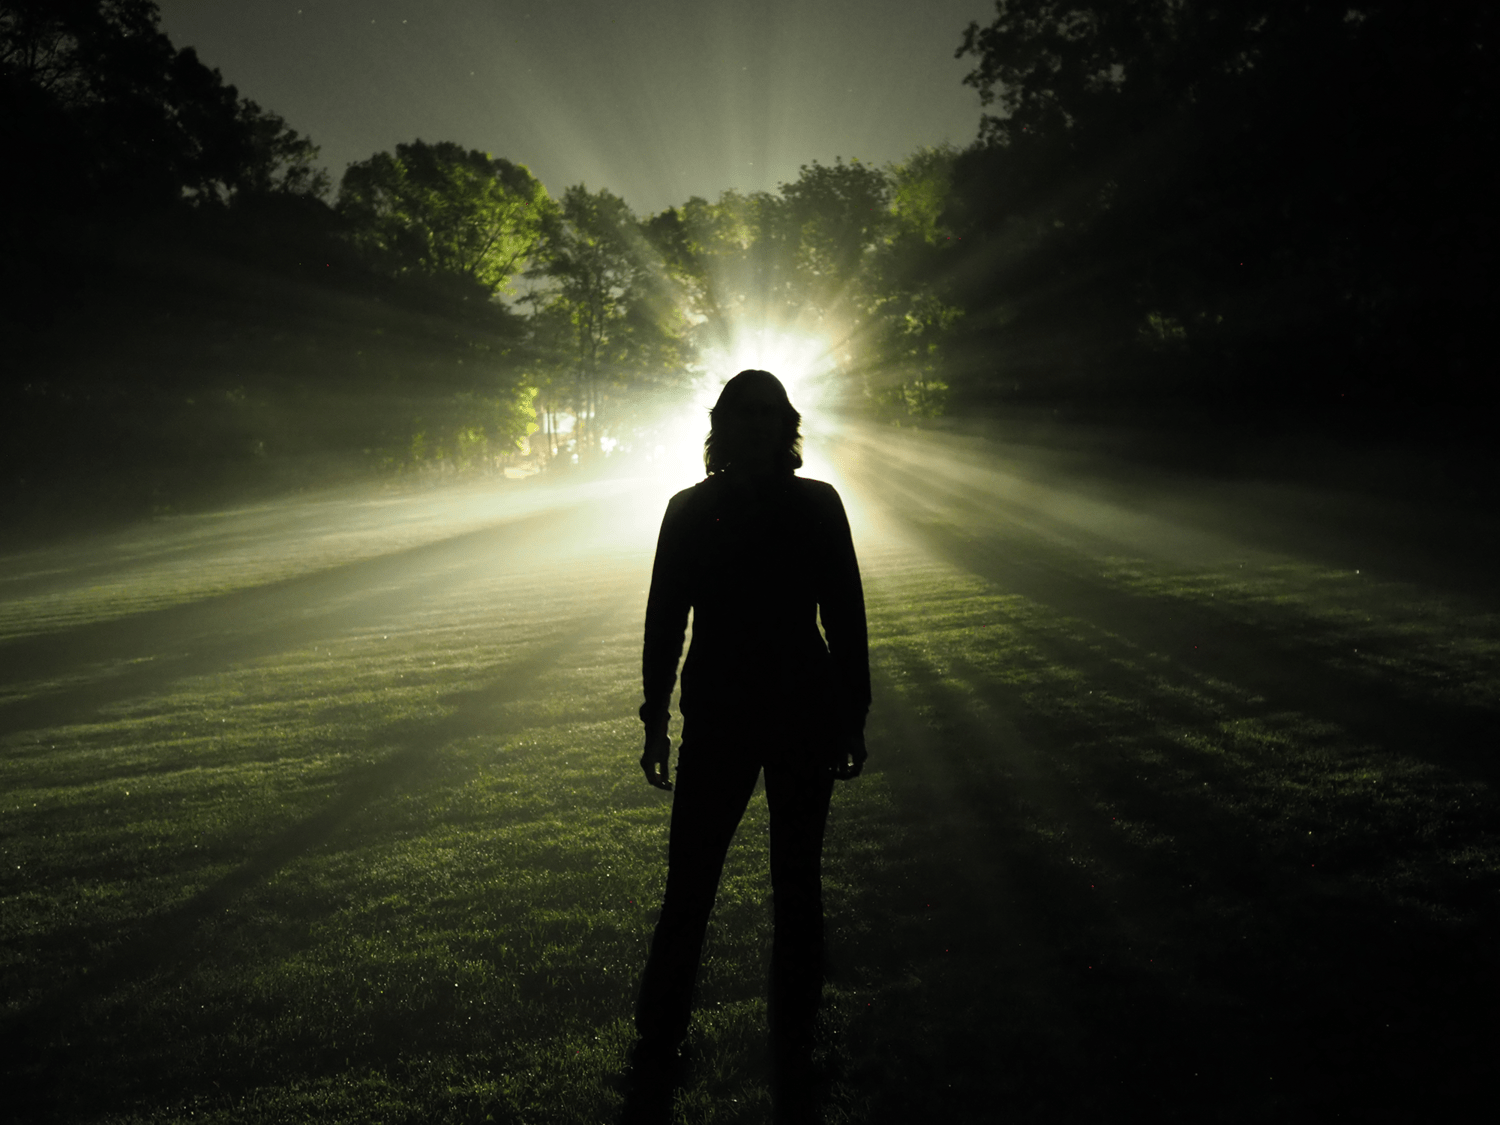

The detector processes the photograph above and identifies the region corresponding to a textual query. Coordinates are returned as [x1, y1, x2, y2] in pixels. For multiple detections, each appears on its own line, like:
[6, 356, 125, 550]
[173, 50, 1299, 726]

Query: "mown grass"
[2, 475, 1497, 1123]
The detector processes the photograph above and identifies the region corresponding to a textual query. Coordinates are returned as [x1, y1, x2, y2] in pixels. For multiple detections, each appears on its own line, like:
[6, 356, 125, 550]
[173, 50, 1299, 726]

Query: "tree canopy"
[337, 142, 553, 302]
[524, 185, 692, 459]
[6, 0, 1494, 526]
[1, 0, 327, 212]
[945, 0, 1496, 421]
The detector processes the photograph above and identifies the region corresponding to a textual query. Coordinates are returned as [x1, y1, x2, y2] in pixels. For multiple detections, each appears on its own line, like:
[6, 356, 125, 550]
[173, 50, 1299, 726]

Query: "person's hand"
[641, 725, 673, 790]
[830, 732, 867, 780]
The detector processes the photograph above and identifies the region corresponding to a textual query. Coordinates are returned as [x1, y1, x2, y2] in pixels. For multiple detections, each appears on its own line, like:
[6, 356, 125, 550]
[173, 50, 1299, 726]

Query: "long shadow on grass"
[864, 455, 1500, 789]
[828, 551, 1495, 1122]
[0, 498, 605, 739]
[0, 590, 639, 1123]
[0, 490, 391, 603]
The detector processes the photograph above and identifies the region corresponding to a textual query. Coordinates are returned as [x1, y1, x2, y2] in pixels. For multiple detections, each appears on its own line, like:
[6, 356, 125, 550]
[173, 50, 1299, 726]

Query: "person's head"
[703, 369, 803, 476]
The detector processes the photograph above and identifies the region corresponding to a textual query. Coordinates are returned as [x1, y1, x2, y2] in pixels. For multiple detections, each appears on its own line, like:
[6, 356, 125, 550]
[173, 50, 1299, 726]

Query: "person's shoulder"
[664, 477, 714, 514]
[790, 475, 843, 505]
[787, 476, 849, 524]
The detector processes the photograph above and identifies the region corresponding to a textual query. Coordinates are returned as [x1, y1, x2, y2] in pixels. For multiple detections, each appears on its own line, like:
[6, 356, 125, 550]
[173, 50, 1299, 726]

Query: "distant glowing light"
[629, 324, 854, 511]
[702, 326, 841, 417]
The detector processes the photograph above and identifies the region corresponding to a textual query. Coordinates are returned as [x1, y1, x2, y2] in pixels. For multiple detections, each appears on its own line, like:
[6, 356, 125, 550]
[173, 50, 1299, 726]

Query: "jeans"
[635, 742, 835, 1051]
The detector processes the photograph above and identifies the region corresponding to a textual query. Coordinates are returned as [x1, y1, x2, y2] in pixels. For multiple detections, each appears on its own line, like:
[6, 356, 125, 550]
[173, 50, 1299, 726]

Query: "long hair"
[703, 369, 803, 475]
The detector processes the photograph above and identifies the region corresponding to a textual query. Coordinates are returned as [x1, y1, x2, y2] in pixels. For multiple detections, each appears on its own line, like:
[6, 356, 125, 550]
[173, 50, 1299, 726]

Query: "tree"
[888, 144, 959, 249]
[779, 157, 892, 316]
[644, 188, 782, 357]
[231, 100, 329, 199]
[948, 0, 1498, 421]
[641, 163, 902, 411]
[526, 185, 690, 462]
[1, 0, 335, 343]
[855, 145, 963, 420]
[0, 0, 329, 211]
[337, 141, 554, 302]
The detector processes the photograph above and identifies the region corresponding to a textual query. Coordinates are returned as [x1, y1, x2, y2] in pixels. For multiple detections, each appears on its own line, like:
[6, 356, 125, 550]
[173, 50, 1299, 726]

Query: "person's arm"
[817, 487, 871, 778]
[640, 492, 692, 788]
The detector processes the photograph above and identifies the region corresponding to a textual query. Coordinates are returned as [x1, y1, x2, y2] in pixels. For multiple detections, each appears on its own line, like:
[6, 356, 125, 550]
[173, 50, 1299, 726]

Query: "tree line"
[943, 0, 1493, 445]
[330, 137, 965, 451]
[2, 0, 1491, 527]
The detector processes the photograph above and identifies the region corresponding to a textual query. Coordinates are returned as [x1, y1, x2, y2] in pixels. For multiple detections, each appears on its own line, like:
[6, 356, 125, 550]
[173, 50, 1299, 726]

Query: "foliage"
[887, 144, 958, 248]
[655, 160, 894, 335]
[1, 5, 545, 518]
[525, 185, 692, 460]
[0, 0, 329, 210]
[337, 141, 554, 302]
[233, 99, 330, 199]
[639, 159, 960, 422]
[645, 188, 783, 349]
[945, 0, 1497, 423]
[404, 388, 540, 471]
[779, 157, 893, 316]
[858, 147, 964, 420]
[17, 0, 1491, 515]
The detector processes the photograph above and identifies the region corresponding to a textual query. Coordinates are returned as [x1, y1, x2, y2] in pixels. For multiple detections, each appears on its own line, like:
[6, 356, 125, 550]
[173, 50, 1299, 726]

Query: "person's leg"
[634, 750, 761, 1049]
[763, 757, 835, 1109]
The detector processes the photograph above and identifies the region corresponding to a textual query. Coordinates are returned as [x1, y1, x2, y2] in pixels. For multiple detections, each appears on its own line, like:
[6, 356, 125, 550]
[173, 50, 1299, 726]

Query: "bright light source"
[704, 326, 839, 417]
[640, 325, 845, 499]
[708, 325, 851, 485]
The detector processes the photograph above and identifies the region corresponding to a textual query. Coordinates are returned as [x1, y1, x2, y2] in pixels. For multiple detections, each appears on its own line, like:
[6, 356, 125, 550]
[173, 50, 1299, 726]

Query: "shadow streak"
[0, 590, 638, 1119]
[843, 590, 1496, 1122]
[0, 498, 606, 739]
[854, 456, 1499, 786]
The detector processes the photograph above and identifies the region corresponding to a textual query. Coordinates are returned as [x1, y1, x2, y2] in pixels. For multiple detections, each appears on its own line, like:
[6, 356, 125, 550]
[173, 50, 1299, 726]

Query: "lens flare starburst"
[704, 327, 839, 415]
[641, 326, 844, 497]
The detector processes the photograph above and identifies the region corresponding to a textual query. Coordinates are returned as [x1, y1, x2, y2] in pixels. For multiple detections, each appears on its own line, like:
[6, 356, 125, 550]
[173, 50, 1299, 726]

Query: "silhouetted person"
[623, 370, 870, 1124]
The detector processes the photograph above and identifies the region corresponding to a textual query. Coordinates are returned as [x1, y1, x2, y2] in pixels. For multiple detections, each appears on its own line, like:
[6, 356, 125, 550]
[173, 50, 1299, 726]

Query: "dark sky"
[155, 0, 994, 216]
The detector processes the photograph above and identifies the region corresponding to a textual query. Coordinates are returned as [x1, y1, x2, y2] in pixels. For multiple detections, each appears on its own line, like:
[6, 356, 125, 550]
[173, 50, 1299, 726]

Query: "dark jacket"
[641, 472, 870, 744]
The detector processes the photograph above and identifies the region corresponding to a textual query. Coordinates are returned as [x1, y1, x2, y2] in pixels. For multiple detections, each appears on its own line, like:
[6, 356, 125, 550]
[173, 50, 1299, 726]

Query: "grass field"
[2, 434, 1496, 1123]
